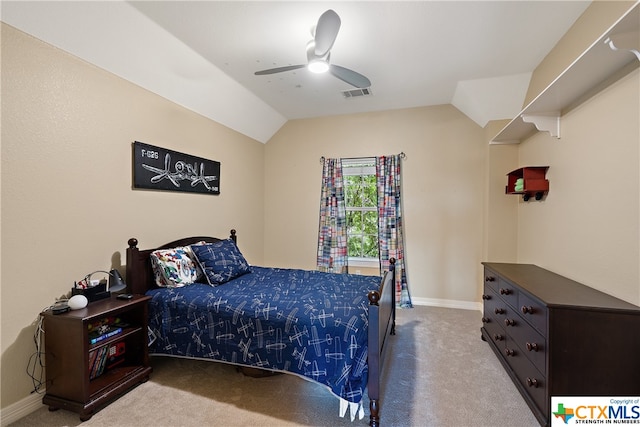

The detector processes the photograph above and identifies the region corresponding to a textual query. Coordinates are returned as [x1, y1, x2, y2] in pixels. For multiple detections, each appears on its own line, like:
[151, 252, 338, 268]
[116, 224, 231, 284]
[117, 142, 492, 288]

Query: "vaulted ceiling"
[2, 1, 591, 142]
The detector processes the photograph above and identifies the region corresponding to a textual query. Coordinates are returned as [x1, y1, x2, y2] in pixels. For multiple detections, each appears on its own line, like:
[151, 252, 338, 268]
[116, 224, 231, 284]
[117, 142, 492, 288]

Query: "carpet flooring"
[9, 306, 539, 427]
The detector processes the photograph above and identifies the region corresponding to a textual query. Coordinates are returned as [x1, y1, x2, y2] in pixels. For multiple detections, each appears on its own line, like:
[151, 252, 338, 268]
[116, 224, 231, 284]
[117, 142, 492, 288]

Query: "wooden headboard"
[125, 229, 237, 295]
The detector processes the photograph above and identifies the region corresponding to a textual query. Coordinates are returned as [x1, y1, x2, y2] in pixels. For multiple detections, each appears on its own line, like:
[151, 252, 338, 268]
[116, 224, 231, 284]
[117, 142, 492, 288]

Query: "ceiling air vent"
[342, 87, 372, 98]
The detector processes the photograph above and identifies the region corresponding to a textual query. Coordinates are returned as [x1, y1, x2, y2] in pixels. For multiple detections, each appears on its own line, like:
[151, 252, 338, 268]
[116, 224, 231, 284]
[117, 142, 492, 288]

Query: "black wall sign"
[133, 141, 220, 195]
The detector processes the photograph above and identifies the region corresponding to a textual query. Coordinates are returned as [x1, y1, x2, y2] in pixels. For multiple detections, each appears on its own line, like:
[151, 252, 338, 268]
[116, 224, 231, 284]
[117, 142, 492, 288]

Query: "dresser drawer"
[504, 335, 547, 416]
[483, 287, 514, 320]
[497, 278, 519, 309]
[518, 292, 547, 334]
[483, 318, 506, 346]
[507, 318, 546, 375]
[484, 271, 499, 293]
[482, 290, 504, 341]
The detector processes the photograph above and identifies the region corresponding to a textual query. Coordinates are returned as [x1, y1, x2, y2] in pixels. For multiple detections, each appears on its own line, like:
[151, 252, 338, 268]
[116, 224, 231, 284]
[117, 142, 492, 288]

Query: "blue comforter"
[146, 266, 381, 404]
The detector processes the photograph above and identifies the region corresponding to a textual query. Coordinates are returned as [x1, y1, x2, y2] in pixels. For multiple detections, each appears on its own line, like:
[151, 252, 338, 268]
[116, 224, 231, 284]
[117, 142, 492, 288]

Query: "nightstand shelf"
[41, 295, 152, 421]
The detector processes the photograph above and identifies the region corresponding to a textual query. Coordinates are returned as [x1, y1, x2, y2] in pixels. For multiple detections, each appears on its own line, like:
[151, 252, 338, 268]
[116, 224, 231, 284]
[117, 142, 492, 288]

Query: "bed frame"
[125, 229, 396, 426]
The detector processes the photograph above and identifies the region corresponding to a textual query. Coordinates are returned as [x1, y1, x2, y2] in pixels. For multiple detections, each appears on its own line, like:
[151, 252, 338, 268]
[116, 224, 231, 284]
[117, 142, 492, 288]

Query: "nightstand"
[41, 295, 152, 421]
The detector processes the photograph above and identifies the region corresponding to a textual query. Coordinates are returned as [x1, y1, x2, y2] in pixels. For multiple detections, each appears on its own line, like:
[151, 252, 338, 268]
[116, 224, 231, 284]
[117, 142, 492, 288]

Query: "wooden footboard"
[367, 258, 396, 427]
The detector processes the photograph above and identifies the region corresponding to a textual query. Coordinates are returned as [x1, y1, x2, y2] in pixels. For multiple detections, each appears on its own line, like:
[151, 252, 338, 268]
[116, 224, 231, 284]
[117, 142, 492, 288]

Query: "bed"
[125, 230, 396, 426]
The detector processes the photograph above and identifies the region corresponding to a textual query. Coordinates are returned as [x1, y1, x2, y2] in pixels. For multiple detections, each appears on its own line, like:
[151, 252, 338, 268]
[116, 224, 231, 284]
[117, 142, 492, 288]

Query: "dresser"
[481, 263, 640, 426]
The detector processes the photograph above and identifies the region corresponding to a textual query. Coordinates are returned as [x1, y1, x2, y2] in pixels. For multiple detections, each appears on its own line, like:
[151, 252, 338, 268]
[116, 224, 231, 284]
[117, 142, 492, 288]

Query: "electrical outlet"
[355, 270, 361, 275]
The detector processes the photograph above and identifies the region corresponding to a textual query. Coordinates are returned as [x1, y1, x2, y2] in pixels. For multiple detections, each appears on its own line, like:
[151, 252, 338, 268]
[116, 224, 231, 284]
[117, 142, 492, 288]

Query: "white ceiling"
[1, 1, 591, 143]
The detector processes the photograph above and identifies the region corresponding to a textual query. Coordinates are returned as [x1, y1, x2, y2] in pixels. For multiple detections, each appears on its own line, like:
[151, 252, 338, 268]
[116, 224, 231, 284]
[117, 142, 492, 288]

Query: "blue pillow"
[190, 239, 251, 285]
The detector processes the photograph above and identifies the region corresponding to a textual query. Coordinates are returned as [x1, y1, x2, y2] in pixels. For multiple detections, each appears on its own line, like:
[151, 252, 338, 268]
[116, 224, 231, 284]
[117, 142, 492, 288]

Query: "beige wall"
[1, 24, 265, 408]
[517, 68, 639, 305]
[484, 144, 519, 263]
[264, 106, 487, 306]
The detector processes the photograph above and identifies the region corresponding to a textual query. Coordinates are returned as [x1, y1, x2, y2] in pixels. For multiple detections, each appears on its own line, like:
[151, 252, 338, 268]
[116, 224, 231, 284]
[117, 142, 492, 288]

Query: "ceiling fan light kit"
[254, 9, 371, 89]
[308, 59, 329, 74]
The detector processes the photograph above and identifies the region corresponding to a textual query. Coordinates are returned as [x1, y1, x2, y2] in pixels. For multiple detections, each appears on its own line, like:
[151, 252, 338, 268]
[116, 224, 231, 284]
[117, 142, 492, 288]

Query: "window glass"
[343, 159, 378, 260]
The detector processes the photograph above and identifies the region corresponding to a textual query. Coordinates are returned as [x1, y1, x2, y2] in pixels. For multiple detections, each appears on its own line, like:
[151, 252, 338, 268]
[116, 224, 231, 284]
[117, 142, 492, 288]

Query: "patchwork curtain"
[316, 158, 348, 273]
[376, 155, 412, 308]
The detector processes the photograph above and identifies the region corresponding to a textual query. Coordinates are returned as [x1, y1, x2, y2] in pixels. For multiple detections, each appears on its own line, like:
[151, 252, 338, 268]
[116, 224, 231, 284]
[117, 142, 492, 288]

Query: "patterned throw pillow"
[190, 239, 251, 286]
[150, 246, 199, 288]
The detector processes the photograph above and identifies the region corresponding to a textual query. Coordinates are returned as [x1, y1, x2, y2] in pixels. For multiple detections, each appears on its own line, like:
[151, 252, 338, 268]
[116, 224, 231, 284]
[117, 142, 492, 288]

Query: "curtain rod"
[319, 152, 406, 164]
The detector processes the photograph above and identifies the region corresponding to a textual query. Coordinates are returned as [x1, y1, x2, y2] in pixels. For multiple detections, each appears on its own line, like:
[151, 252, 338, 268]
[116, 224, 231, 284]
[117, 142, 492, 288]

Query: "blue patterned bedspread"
[146, 266, 382, 404]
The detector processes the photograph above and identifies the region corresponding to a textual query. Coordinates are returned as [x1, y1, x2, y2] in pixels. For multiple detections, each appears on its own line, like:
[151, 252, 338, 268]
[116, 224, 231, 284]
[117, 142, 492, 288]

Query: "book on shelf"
[89, 346, 108, 379]
[88, 348, 100, 376]
[89, 326, 122, 345]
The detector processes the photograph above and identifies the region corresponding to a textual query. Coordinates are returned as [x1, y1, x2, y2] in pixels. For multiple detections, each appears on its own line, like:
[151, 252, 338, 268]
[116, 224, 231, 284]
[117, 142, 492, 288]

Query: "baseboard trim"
[410, 297, 482, 312]
[1, 392, 43, 427]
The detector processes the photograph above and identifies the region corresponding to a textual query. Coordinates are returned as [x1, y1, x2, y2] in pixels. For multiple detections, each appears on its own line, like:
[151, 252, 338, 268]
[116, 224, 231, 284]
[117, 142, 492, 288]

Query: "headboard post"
[126, 237, 154, 295]
[230, 229, 237, 243]
[126, 238, 138, 294]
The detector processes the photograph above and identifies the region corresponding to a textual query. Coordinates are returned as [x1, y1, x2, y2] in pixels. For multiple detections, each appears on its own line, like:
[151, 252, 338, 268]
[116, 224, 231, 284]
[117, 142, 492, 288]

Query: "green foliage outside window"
[344, 173, 378, 258]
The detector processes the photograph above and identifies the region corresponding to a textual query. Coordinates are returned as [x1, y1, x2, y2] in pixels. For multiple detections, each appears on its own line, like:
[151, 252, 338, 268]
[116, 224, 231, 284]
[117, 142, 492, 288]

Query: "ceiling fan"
[254, 9, 371, 89]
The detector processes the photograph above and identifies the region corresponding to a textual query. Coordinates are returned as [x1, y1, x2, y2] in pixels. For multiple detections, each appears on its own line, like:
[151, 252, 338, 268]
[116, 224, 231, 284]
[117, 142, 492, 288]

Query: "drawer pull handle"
[504, 318, 515, 326]
[482, 294, 491, 300]
[521, 305, 534, 314]
[526, 342, 539, 352]
[499, 288, 512, 295]
[493, 334, 504, 341]
[494, 308, 505, 315]
[504, 348, 515, 357]
[526, 377, 540, 388]
[485, 276, 495, 282]
[481, 317, 490, 323]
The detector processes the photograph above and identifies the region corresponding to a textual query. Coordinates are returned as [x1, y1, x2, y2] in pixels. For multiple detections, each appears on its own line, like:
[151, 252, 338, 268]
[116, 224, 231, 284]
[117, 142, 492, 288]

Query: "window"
[342, 158, 378, 265]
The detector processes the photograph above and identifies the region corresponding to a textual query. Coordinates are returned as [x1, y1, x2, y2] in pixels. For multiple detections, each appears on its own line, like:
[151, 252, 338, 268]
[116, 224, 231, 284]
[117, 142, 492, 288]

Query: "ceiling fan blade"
[329, 65, 371, 88]
[254, 64, 306, 75]
[314, 9, 341, 57]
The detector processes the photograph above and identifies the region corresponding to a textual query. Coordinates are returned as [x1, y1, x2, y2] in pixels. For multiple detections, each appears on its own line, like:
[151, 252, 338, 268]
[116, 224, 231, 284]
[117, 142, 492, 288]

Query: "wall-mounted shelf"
[491, 3, 639, 144]
[506, 167, 549, 201]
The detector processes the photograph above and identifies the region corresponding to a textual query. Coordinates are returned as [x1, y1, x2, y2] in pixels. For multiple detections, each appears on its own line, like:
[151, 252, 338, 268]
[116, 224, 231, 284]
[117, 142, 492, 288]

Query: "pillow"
[150, 246, 199, 288]
[190, 239, 251, 285]
[188, 241, 208, 281]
